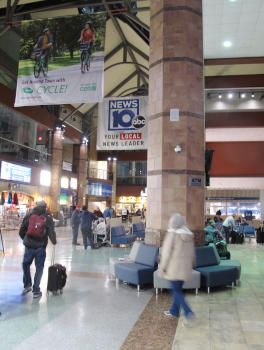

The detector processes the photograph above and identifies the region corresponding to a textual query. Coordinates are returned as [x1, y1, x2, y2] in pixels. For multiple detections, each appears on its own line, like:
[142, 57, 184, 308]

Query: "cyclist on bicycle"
[79, 21, 96, 55]
[34, 28, 53, 68]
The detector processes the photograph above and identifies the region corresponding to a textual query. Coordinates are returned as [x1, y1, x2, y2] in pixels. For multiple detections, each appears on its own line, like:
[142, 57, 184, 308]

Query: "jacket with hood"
[159, 214, 194, 282]
[19, 205, 57, 249]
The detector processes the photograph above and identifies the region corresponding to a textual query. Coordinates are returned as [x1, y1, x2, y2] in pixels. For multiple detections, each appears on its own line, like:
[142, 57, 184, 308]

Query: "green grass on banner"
[18, 51, 81, 77]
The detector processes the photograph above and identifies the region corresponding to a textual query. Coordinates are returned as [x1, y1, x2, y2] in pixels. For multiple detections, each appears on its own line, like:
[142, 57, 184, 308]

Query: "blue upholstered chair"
[115, 244, 159, 291]
[132, 222, 145, 239]
[110, 226, 136, 245]
[244, 226, 255, 238]
[236, 225, 244, 234]
[195, 245, 238, 293]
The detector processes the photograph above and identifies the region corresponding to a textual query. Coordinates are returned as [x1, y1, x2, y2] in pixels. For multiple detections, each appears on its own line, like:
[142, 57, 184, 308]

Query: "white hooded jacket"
[159, 214, 194, 282]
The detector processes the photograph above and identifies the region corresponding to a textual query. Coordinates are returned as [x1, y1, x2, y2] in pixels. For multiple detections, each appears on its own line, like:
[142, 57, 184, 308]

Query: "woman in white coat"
[159, 213, 195, 320]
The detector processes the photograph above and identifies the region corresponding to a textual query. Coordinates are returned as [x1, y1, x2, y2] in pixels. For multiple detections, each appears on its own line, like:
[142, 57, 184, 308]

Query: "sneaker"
[22, 286, 32, 295]
[33, 291, 42, 299]
[163, 310, 177, 317]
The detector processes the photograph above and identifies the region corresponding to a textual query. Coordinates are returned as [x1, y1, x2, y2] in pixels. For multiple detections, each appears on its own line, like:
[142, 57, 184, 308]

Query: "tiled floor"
[1, 227, 264, 350]
[0, 227, 152, 350]
[172, 243, 264, 350]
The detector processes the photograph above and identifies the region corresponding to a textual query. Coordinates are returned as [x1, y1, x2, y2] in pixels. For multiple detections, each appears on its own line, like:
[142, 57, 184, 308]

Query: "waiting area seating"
[115, 244, 159, 291]
[153, 269, 201, 295]
[132, 222, 145, 239]
[194, 245, 239, 293]
[109, 241, 142, 276]
[244, 226, 255, 238]
[110, 225, 136, 245]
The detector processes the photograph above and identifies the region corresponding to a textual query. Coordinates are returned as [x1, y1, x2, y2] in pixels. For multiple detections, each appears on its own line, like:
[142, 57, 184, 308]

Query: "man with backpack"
[19, 200, 56, 298]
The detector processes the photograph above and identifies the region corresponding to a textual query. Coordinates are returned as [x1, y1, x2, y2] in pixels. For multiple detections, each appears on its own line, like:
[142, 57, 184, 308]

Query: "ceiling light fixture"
[228, 92, 233, 99]
[223, 40, 232, 48]
[218, 93, 222, 99]
[240, 92, 246, 99]
[251, 92, 255, 98]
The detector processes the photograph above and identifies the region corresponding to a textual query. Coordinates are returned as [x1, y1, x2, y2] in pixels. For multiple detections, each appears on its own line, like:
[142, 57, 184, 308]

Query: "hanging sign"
[14, 13, 106, 106]
[97, 96, 148, 150]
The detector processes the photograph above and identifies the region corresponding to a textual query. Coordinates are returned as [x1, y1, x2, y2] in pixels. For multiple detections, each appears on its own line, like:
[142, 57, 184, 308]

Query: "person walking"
[19, 201, 56, 298]
[71, 204, 81, 245]
[80, 206, 98, 249]
[159, 213, 195, 325]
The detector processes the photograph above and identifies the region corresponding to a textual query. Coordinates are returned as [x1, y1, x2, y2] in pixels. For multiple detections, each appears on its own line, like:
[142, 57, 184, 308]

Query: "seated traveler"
[205, 220, 230, 259]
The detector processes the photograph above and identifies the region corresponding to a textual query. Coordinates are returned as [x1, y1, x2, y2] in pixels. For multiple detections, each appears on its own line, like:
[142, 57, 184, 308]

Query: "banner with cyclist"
[14, 13, 106, 107]
[97, 96, 148, 151]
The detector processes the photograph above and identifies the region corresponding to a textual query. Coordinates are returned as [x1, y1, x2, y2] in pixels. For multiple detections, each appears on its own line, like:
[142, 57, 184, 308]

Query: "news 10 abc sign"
[108, 98, 146, 131]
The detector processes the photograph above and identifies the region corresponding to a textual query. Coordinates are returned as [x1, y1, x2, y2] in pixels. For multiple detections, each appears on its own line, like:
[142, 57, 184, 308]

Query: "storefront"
[86, 181, 112, 212]
[0, 160, 46, 228]
[116, 195, 147, 216]
[206, 197, 261, 219]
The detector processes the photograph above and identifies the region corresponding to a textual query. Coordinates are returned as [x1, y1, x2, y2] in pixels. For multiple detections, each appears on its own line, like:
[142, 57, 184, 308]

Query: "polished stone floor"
[173, 242, 264, 350]
[0, 227, 153, 350]
[1, 227, 264, 350]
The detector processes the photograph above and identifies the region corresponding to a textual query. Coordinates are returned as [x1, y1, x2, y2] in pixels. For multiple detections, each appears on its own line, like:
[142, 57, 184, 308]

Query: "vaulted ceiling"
[0, 0, 263, 118]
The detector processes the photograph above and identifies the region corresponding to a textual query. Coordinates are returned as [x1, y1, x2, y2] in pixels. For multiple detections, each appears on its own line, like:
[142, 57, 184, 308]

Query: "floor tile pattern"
[172, 243, 264, 350]
[120, 294, 178, 350]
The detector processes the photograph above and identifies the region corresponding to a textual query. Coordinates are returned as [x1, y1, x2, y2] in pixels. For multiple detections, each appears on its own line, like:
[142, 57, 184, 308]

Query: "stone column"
[146, 0, 205, 246]
[260, 190, 264, 222]
[111, 160, 117, 209]
[49, 129, 63, 215]
[76, 143, 88, 206]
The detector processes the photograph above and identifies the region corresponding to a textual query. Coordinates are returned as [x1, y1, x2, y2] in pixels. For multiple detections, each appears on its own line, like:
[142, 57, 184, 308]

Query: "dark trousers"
[223, 226, 230, 244]
[72, 224, 79, 244]
[81, 227, 95, 248]
[170, 281, 192, 317]
[22, 247, 46, 293]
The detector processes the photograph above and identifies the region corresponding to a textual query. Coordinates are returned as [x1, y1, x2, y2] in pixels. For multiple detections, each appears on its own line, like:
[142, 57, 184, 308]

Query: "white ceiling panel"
[203, 0, 264, 58]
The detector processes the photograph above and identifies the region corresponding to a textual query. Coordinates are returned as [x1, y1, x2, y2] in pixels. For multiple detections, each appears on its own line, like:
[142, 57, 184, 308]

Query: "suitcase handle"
[51, 245, 55, 266]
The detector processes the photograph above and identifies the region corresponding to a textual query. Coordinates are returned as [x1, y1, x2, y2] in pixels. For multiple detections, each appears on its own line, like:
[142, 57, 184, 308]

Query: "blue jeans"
[72, 224, 79, 244]
[22, 247, 46, 293]
[170, 281, 193, 317]
[81, 228, 94, 248]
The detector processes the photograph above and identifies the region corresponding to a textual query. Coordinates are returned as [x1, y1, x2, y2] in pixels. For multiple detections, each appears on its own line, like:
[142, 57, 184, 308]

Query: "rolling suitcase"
[256, 227, 264, 243]
[47, 246, 67, 295]
[236, 232, 244, 244]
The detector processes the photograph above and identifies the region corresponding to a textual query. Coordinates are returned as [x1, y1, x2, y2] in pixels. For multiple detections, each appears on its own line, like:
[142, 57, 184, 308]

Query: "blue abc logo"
[108, 99, 145, 131]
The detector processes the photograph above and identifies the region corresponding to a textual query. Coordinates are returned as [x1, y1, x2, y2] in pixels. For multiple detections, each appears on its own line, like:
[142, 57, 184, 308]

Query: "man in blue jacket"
[71, 204, 81, 245]
[80, 206, 98, 249]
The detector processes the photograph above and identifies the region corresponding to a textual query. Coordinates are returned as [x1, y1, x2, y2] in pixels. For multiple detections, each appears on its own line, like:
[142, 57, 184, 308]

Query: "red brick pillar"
[76, 143, 88, 206]
[146, 0, 205, 246]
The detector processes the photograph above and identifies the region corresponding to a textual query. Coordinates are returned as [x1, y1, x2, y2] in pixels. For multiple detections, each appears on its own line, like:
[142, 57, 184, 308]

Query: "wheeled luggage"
[231, 231, 244, 244]
[256, 227, 264, 243]
[236, 232, 244, 244]
[47, 247, 67, 294]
